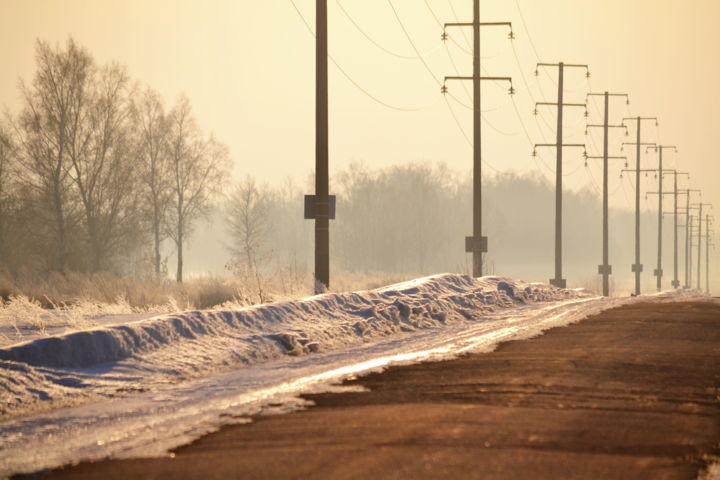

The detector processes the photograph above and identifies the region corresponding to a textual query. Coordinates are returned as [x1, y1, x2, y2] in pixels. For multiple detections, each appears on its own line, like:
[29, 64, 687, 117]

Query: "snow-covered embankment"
[0, 275, 581, 417]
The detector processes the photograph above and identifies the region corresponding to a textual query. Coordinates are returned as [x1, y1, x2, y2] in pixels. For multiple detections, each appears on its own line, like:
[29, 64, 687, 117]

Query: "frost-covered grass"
[0, 269, 423, 345]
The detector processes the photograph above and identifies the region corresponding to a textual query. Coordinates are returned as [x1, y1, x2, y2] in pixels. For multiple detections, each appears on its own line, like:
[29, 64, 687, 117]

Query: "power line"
[290, 0, 421, 112]
[335, 0, 416, 60]
[422, 0, 473, 55]
[513, 0, 541, 61]
[443, 95, 501, 173]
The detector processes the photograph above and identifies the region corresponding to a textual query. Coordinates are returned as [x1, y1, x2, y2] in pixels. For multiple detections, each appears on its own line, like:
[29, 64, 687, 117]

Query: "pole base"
[550, 278, 567, 289]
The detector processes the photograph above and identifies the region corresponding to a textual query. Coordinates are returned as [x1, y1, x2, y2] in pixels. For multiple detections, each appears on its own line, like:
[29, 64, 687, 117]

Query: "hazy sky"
[1, 0, 718, 276]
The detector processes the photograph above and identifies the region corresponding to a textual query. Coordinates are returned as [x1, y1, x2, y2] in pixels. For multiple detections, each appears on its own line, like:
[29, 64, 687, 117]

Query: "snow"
[0, 274, 705, 476]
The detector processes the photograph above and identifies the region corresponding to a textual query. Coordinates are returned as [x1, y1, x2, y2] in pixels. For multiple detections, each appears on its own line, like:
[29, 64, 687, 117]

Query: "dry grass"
[0, 268, 421, 344]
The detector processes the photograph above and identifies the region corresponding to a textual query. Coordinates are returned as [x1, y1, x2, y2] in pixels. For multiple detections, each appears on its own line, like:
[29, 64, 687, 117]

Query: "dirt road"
[38, 299, 720, 479]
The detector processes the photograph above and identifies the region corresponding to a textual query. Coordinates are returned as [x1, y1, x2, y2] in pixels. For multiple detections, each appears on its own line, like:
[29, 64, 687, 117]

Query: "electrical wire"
[447, 0, 473, 51]
[443, 41, 473, 102]
[335, 0, 416, 60]
[510, 96, 553, 177]
[387, 0, 478, 113]
[584, 163, 602, 194]
[422, 0, 473, 55]
[513, 0, 541, 62]
[290, 0, 421, 112]
[442, 95, 501, 173]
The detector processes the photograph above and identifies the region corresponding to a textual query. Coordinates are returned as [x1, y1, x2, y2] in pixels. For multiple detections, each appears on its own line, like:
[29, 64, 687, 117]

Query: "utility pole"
[688, 215, 695, 287]
[692, 203, 713, 289]
[620, 116, 658, 295]
[304, 0, 335, 294]
[706, 215, 715, 294]
[586, 91, 628, 296]
[442, 3, 513, 278]
[533, 62, 589, 288]
[646, 169, 688, 289]
[679, 188, 701, 288]
[648, 145, 677, 291]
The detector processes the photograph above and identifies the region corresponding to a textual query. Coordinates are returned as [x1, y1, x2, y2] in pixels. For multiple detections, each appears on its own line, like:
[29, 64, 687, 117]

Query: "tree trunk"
[52, 179, 67, 272]
[154, 213, 161, 275]
[176, 220, 183, 283]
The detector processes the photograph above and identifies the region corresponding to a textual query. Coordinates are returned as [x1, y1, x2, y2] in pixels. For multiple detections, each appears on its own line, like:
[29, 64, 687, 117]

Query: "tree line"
[0, 38, 230, 282]
[1, 39, 669, 294]
[227, 162, 669, 294]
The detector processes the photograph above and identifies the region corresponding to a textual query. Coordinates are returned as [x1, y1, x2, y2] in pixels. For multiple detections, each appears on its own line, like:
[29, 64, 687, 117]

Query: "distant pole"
[667, 173, 690, 288]
[601, 92, 609, 296]
[672, 173, 678, 288]
[697, 203, 703, 289]
[655, 148, 663, 291]
[706, 214, 711, 294]
[554, 62, 564, 288]
[635, 118, 642, 294]
[688, 215, 694, 287]
[315, 0, 330, 292]
[534, 62, 588, 288]
[682, 189, 701, 288]
[684, 190, 691, 288]
[587, 92, 628, 296]
[621, 117, 657, 295]
[645, 145, 677, 291]
[442, 12, 513, 278]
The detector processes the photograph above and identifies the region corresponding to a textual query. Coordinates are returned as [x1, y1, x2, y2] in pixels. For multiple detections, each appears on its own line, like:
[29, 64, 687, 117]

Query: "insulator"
[508, 31, 515, 40]
[584, 130, 588, 136]
[619, 173, 623, 179]
[584, 161, 588, 167]
[625, 130, 629, 136]
[586, 71, 591, 78]
[533, 108, 538, 116]
[532, 150, 537, 157]
[626, 98, 630, 105]
[441, 32, 448, 41]
[584, 110, 589, 118]
[620, 145, 624, 152]
[441, 85, 448, 94]
[534, 69, 539, 77]
[509, 86, 515, 95]
[625, 162, 629, 168]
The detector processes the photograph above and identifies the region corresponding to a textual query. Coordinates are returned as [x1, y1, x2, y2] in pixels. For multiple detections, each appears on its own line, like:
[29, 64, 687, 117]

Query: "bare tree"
[132, 88, 171, 275]
[166, 95, 230, 282]
[14, 38, 92, 271]
[67, 62, 140, 271]
[227, 176, 270, 296]
[0, 122, 17, 267]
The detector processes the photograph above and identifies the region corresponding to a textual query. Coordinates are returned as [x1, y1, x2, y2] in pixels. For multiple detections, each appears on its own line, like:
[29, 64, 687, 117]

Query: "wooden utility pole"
[442, 3, 513, 278]
[706, 215, 714, 294]
[586, 91, 628, 296]
[311, 0, 330, 293]
[534, 62, 589, 288]
[647, 170, 689, 290]
[681, 189, 701, 287]
[692, 203, 713, 289]
[620, 117, 657, 295]
[648, 146, 676, 291]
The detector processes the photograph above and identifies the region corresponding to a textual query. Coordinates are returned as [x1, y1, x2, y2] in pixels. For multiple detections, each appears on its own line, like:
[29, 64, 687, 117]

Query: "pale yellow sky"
[1, 0, 718, 231]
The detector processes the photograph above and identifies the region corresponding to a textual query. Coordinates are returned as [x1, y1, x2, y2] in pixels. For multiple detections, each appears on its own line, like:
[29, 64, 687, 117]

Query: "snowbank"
[0, 275, 578, 416]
